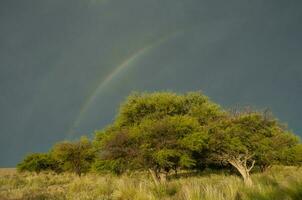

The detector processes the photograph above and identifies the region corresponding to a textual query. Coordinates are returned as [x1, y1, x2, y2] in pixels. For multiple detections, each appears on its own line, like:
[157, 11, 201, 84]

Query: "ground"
[0, 166, 301, 200]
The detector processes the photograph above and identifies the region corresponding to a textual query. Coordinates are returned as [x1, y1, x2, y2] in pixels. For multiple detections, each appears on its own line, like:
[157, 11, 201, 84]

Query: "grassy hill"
[0, 166, 301, 200]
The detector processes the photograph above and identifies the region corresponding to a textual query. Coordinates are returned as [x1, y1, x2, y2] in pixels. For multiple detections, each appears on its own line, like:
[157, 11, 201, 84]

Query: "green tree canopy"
[17, 91, 301, 188]
[94, 92, 221, 183]
[97, 116, 208, 183]
[207, 110, 300, 185]
[115, 91, 224, 127]
[51, 137, 95, 176]
[17, 153, 60, 174]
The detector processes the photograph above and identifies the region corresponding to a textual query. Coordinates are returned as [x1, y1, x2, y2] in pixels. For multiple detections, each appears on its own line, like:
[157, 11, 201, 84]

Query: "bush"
[51, 137, 95, 176]
[17, 153, 61, 174]
[91, 159, 127, 175]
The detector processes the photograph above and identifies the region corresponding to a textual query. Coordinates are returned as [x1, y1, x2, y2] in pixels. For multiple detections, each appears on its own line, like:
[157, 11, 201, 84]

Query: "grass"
[0, 166, 301, 200]
[0, 168, 17, 176]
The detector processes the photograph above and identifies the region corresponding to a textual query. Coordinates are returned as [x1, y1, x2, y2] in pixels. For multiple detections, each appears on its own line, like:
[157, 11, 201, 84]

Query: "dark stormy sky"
[1, 0, 302, 166]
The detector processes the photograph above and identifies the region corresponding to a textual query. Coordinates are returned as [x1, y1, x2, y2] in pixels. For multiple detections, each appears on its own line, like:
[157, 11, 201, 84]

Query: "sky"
[1, 0, 302, 167]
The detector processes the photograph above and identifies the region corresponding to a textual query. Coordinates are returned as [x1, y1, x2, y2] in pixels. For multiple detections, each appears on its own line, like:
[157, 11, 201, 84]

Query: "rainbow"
[67, 31, 183, 137]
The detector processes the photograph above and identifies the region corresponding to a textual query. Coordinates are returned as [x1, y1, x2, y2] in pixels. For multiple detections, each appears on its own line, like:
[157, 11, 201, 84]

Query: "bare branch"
[248, 160, 255, 172]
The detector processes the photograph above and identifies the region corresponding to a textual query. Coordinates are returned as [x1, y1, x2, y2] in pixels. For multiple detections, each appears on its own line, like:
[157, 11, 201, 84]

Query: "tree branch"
[248, 160, 255, 172]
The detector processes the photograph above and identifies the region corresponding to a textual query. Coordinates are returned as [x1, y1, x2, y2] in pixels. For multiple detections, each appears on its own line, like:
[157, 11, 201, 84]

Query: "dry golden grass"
[0, 168, 16, 176]
[0, 166, 301, 200]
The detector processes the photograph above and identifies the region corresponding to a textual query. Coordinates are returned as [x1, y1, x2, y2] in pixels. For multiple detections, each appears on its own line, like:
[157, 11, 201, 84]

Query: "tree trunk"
[228, 158, 255, 186]
[159, 172, 167, 183]
[76, 169, 82, 177]
[149, 169, 160, 185]
[174, 168, 178, 178]
[149, 168, 167, 185]
[241, 170, 252, 186]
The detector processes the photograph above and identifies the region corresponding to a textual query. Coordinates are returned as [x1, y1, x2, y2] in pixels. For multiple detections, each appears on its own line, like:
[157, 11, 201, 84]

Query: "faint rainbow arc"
[68, 31, 183, 136]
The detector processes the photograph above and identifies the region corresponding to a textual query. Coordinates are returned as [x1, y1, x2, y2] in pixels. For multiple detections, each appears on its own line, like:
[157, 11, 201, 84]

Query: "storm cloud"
[1, 0, 302, 166]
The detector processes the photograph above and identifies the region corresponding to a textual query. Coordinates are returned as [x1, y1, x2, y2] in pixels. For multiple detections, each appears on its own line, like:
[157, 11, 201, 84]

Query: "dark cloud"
[1, 0, 302, 166]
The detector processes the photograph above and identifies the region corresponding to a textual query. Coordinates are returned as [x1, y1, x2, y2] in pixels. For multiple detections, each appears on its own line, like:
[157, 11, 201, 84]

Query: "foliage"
[91, 159, 128, 175]
[16, 91, 302, 186]
[51, 137, 95, 176]
[17, 153, 61, 174]
[207, 111, 300, 185]
[134, 116, 206, 169]
[97, 115, 209, 181]
[280, 143, 302, 166]
[115, 91, 224, 127]
[94, 92, 222, 181]
[91, 91, 302, 185]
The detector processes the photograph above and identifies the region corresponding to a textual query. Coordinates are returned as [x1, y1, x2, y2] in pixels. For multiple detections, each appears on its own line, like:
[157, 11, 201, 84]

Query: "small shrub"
[17, 153, 61, 174]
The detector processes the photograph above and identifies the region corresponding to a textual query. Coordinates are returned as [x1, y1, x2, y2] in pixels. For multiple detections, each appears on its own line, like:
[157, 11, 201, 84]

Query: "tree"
[279, 143, 302, 167]
[292, 144, 302, 166]
[97, 116, 208, 184]
[255, 130, 300, 172]
[115, 91, 224, 127]
[94, 127, 138, 175]
[51, 137, 95, 176]
[17, 153, 60, 174]
[95, 92, 221, 183]
[207, 111, 300, 186]
[134, 116, 208, 183]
